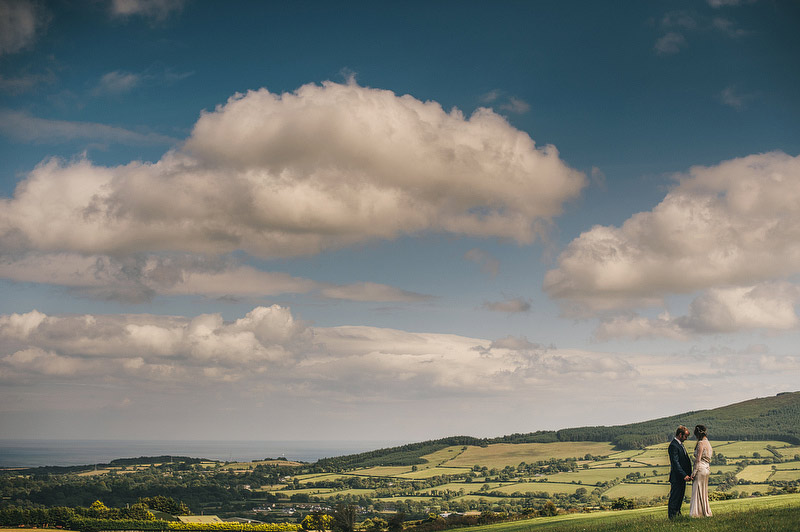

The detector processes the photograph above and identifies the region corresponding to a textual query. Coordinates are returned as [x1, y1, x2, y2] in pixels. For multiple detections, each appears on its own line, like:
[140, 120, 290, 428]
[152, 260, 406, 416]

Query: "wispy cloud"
[481, 90, 530, 115]
[0, 0, 50, 56]
[93, 70, 142, 95]
[464, 248, 500, 277]
[319, 282, 431, 303]
[483, 297, 532, 314]
[0, 252, 431, 304]
[711, 17, 750, 38]
[91, 66, 193, 96]
[110, 0, 186, 22]
[707, 0, 749, 7]
[0, 110, 179, 145]
[0, 70, 56, 94]
[719, 85, 754, 110]
[654, 32, 687, 55]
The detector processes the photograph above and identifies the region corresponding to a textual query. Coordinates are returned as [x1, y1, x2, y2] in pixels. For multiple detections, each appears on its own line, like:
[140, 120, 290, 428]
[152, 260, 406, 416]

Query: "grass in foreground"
[466, 494, 800, 532]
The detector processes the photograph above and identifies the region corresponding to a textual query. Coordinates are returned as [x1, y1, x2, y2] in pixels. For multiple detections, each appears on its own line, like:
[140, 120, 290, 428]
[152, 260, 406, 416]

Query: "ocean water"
[0, 439, 404, 468]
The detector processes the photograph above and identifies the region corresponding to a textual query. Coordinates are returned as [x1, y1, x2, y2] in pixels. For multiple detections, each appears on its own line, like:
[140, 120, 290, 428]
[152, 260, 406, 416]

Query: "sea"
[0, 439, 405, 468]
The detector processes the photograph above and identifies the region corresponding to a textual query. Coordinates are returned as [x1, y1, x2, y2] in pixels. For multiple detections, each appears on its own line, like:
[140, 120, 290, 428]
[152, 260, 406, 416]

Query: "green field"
[445, 442, 616, 468]
[737, 464, 777, 482]
[257, 438, 800, 509]
[397, 466, 473, 479]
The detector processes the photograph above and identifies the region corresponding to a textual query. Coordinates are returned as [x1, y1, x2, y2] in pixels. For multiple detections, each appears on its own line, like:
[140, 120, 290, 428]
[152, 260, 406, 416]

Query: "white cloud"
[483, 297, 531, 314]
[110, 0, 185, 21]
[655, 32, 687, 55]
[0, 81, 586, 261]
[547, 152, 800, 336]
[0, 110, 178, 145]
[0, 0, 48, 56]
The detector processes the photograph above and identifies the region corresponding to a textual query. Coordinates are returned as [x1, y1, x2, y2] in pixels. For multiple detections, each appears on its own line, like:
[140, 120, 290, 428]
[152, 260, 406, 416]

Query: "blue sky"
[1, 0, 799, 444]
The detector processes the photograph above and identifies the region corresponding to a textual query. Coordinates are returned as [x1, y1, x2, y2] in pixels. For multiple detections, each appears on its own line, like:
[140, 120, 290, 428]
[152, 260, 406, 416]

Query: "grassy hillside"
[319, 392, 800, 468]
[462, 493, 800, 532]
[558, 390, 800, 449]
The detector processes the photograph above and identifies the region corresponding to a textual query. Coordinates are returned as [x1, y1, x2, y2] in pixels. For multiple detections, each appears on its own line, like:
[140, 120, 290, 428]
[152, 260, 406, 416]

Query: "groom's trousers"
[668, 479, 686, 519]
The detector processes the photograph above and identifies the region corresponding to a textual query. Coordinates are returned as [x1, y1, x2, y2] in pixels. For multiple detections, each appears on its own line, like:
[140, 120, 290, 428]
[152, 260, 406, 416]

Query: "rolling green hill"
[558, 390, 800, 449]
[317, 391, 800, 468]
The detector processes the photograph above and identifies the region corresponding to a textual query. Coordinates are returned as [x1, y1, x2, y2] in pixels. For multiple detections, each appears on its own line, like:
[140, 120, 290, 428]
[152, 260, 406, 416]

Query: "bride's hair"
[694, 424, 708, 440]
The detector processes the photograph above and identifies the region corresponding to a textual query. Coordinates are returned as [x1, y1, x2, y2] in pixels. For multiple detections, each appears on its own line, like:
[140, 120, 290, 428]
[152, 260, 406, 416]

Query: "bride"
[690, 424, 713, 517]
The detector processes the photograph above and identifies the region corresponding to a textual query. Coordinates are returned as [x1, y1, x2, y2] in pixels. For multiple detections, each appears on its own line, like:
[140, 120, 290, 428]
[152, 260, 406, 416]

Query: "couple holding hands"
[668, 424, 713, 519]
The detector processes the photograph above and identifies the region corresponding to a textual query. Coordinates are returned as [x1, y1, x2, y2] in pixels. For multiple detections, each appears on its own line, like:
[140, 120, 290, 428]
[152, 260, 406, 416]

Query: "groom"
[667, 425, 692, 519]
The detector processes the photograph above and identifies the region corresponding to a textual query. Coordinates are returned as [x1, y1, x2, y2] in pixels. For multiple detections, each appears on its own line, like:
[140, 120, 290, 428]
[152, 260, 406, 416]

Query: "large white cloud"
[0, 81, 586, 261]
[545, 152, 800, 332]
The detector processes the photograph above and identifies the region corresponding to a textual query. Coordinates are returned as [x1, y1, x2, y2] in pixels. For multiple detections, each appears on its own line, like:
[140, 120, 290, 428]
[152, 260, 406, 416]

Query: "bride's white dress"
[690, 439, 713, 517]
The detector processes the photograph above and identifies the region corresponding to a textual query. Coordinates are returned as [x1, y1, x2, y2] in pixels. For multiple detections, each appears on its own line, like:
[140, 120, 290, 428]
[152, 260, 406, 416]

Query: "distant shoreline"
[0, 439, 406, 468]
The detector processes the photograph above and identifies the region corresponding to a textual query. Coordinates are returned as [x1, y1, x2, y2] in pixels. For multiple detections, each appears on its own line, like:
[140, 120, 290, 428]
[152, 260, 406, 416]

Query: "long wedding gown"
[690, 438, 713, 517]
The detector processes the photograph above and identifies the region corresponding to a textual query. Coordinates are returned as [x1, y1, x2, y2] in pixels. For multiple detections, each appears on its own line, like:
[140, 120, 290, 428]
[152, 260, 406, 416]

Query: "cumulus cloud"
[0, 0, 49, 56]
[0, 306, 310, 382]
[596, 283, 800, 340]
[0, 81, 585, 262]
[546, 151, 800, 335]
[110, 0, 185, 21]
[483, 297, 532, 314]
[0, 110, 178, 145]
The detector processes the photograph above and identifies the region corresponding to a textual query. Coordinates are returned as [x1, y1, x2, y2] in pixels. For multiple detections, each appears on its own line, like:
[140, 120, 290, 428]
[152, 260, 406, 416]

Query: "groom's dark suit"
[668, 436, 692, 519]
